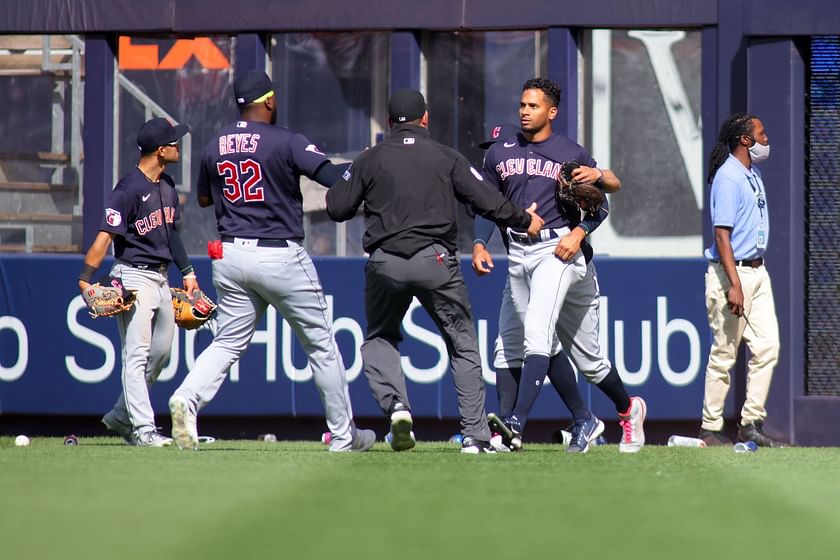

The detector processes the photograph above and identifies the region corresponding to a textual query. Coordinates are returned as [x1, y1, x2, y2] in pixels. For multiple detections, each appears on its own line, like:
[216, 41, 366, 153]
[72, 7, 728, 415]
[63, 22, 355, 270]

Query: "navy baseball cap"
[136, 118, 190, 152]
[388, 89, 426, 123]
[234, 69, 277, 106]
[479, 123, 519, 149]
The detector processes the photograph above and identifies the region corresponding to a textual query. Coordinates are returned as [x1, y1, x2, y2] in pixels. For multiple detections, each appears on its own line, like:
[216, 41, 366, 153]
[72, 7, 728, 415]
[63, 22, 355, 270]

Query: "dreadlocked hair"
[523, 77, 561, 107]
[707, 112, 756, 183]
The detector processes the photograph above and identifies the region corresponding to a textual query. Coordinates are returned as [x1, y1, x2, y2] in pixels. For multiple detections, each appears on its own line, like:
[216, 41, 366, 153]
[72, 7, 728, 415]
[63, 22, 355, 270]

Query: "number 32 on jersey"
[216, 159, 264, 202]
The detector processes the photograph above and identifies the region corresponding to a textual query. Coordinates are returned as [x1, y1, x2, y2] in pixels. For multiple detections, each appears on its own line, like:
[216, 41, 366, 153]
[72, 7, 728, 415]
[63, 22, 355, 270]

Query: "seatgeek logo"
[0, 295, 702, 388]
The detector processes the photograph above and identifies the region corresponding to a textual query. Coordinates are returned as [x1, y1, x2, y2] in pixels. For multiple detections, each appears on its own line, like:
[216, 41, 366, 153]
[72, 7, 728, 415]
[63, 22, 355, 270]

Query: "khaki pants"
[701, 263, 779, 431]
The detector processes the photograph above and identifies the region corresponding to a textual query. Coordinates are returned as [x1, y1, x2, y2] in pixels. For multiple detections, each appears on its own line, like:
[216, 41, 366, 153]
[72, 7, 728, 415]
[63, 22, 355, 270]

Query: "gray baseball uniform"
[170, 119, 365, 452]
[483, 135, 611, 382]
[97, 167, 182, 441]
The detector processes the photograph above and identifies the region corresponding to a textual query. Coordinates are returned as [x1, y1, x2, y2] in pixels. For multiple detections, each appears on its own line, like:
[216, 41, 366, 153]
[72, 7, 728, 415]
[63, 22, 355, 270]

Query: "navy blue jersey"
[483, 132, 597, 230]
[198, 121, 330, 240]
[100, 167, 179, 266]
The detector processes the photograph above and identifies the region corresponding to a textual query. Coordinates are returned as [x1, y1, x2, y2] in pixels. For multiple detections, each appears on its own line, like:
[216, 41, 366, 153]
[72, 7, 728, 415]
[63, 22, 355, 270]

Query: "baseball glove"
[555, 161, 605, 216]
[171, 288, 217, 330]
[82, 276, 136, 318]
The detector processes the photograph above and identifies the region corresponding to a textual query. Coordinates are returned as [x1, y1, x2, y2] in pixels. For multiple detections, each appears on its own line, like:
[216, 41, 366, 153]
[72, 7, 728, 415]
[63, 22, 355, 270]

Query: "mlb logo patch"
[403, 138, 415, 145]
[105, 208, 122, 227]
[236, 121, 247, 128]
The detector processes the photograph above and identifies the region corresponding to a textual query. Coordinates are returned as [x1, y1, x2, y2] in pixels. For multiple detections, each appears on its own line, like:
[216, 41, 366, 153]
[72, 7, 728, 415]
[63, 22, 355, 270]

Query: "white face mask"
[749, 140, 770, 163]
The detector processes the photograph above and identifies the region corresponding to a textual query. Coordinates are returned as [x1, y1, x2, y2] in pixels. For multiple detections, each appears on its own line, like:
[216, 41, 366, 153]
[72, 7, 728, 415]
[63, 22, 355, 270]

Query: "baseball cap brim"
[168, 123, 190, 143]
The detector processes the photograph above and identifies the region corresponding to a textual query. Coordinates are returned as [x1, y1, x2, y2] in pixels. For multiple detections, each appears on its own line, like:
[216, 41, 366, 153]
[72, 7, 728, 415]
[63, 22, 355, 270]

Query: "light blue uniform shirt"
[704, 154, 769, 261]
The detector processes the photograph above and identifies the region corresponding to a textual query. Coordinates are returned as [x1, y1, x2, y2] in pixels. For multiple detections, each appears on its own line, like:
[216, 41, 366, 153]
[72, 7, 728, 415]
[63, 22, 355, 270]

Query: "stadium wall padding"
[0, 255, 718, 423]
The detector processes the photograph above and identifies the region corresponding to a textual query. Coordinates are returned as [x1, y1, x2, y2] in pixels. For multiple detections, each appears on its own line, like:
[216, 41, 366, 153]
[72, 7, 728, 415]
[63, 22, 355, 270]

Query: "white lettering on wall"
[0, 315, 28, 381]
[602, 295, 701, 387]
[65, 296, 116, 383]
[334, 315, 364, 383]
[614, 319, 652, 386]
[656, 296, 701, 386]
[46, 290, 704, 392]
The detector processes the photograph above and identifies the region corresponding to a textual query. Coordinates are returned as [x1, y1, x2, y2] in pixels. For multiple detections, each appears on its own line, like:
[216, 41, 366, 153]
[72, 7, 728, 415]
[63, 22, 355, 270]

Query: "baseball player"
[478, 78, 647, 453]
[79, 117, 200, 447]
[472, 124, 610, 452]
[168, 70, 375, 452]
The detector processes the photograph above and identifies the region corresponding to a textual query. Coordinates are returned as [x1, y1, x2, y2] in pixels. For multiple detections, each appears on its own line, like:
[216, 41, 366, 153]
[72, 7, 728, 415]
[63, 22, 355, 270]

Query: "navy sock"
[546, 353, 591, 422]
[596, 366, 631, 413]
[511, 355, 550, 426]
[495, 367, 521, 417]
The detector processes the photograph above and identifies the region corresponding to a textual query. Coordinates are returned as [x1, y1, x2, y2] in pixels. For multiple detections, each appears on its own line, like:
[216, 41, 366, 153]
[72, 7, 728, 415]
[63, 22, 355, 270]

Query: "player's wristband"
[595, 168, 605, 184]
[180, 264, 195, 276]
[78, 263, 97, 283]
[578, 223, 591, 236]
[473, 238, 488, 247]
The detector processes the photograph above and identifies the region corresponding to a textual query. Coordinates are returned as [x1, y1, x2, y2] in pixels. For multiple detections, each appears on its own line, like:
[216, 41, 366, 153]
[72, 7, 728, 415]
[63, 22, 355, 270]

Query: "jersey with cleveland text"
[198, 120, 331, 240]
[483, 132, 597, 230]
[100, 167, 180, 266]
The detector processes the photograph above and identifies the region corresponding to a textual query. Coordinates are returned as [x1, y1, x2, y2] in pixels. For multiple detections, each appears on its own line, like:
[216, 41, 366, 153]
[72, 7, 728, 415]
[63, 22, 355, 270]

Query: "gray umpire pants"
[362, 244, 492, 442]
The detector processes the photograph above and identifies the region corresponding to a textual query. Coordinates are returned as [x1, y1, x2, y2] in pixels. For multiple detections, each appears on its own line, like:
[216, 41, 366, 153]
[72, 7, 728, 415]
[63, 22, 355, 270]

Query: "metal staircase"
[0, 35, 84, 252]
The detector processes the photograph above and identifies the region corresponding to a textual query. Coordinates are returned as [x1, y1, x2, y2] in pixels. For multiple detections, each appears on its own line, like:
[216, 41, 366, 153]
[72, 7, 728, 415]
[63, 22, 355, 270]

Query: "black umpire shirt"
[326, 124, 532, 258]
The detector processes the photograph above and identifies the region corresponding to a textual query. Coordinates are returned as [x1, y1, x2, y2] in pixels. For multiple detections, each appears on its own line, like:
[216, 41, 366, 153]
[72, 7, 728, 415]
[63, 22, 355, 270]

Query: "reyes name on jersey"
[198, 120, 330, 240]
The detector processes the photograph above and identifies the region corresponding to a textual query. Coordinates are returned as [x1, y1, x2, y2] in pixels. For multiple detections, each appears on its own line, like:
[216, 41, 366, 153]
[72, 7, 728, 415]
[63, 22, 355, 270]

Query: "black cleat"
[487, 413, 523, 451]
[738, 422, 784, 448]
[698, 428, 732, 446]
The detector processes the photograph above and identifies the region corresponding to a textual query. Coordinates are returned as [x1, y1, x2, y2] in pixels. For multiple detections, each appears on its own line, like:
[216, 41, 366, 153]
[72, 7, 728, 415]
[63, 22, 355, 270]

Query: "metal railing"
[114, 72, 192, 192]
[41, 35, 85, 213]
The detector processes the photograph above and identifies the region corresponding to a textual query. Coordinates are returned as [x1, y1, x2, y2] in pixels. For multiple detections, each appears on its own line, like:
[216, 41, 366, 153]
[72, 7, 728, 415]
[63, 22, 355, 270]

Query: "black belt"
[508, 228, 562, 245]
[221, 235, 292, 247]
[711, 257, 764, 268]
[120, 261, 168, 273]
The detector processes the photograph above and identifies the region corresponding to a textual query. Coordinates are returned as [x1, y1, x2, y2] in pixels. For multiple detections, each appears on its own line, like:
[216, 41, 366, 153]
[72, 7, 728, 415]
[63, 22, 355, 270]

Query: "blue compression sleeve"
[473, 215, 497, 245]
[578, 193, 609, 235]
[313, 161, 351, 188]
[169, 229, 193, 275]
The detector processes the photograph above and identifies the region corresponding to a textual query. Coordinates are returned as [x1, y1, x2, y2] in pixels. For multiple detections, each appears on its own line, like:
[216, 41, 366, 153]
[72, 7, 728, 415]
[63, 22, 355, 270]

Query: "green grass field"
[2, 437, 839, 560]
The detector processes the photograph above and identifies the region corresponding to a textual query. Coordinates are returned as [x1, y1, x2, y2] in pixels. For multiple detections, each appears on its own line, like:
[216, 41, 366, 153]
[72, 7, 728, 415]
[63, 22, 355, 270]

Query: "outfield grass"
[1, 437, 839, 560]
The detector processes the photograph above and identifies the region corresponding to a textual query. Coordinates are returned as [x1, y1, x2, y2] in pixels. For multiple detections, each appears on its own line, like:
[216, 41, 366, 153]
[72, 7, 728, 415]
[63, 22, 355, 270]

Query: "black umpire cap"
[137, 117, 190, 152]
[479, 123, 519, 149]
[388, 89, 426, 123]
[234, 69, 277, 106]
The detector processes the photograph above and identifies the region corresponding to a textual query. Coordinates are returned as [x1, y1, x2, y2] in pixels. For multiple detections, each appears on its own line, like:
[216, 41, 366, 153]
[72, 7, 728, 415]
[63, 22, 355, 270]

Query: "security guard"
[326, 89, 543, 454]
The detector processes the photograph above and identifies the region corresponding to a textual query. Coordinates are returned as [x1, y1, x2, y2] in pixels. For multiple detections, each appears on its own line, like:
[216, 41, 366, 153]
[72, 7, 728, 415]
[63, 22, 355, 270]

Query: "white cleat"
[618, 396, 647, 453]
[130, 430, 172, 447]
[169, 395, 199, 451]
[389, 409, 416, 451]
